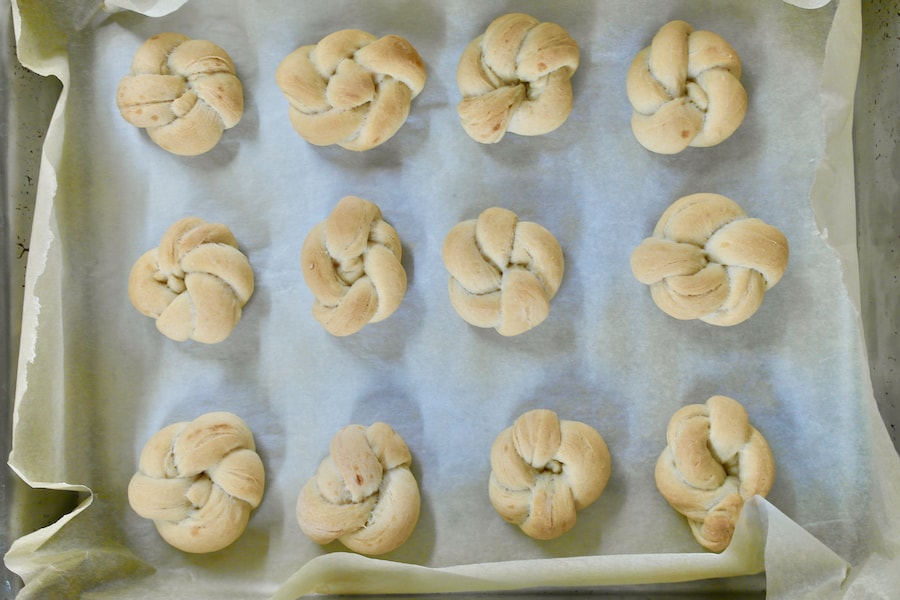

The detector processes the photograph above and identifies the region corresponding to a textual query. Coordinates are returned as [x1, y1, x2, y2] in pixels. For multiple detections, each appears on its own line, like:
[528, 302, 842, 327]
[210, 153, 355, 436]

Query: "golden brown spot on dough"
[355, 474, 364, 486]
[538, 62, 547, 71]
[151, 115, 159, 121]
[493, 123, 501, 132]
[681, 130, 690, 139]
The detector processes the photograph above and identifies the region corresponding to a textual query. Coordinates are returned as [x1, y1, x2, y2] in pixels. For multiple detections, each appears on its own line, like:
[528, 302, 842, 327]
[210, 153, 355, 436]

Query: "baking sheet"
[5, 0, 900, 598]
[854, 0, 900, 451]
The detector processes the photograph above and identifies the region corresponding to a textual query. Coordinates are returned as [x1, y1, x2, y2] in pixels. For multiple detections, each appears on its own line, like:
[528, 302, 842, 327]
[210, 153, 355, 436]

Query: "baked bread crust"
[128, 217, 254, 344]
[655, 395, 775, 552]
[456, 13, 580, 143]
[276, 30, 426, 151]
[300, 196, 406, 336]
[127, 412, 265, 553]
[626, 20, 746, 154]
[442, 207, 564, 336]
[296, 422, 420, 555]
[116, 32, 243, 156]
[630, 193, 788, 326]
[489, 409, 610, 540]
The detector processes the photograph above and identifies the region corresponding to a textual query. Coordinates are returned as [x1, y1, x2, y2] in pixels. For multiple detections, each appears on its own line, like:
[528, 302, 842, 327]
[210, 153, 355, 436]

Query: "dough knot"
[127, 412, 265, 553]
[626, 20, 746, 154]
[443, 207, 564, 336]
[275, 29, 426, 151]
[456, 13, 580, 143]
[296, 423, 420, 555]
[116, 32, 243, 155]
[301, 196, 407, 336]
[489, 409, 610, 540]
[630, 193, 788, 326]
[654, 395, 775, 552]
[128, 217, 254, 344]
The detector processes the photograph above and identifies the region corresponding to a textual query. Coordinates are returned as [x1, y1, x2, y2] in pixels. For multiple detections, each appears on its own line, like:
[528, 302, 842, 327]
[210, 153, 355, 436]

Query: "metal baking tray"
[2, 0, 897, 596]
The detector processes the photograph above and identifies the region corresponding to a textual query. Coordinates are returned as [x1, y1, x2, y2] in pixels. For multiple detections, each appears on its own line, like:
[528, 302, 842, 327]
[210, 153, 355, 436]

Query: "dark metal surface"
[854, 0, 900, 451]
[1, 9, 11, 597]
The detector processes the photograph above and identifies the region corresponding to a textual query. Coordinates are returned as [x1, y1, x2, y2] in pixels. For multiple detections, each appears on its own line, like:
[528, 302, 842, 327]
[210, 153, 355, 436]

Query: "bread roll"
[457, 13, 580, 143]
[127, 412, 265, 553]
[116, 32, 243, 156]
[626, 21, 746, 154]
[442, 207, 564, 336]
[300, 196, 406, 336]
[630, 193, 788, 326]
[128, 217, 254, 344]
[276, 29, 426, 151]
[489, 409, 611, 540]
[296, 422, 420, 555]
[655, 395, 775, 552]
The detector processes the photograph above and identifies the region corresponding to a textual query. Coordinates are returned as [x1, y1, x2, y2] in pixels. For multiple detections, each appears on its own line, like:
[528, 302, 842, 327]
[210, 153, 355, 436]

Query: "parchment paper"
[6, 0, 900, 598]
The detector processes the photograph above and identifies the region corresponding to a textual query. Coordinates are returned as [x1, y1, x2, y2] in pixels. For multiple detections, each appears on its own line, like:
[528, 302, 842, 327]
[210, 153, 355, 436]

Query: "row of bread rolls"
[127, 192, 788, 343]
[116, 16, 747, 155]
[128, 396, 773, 555]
